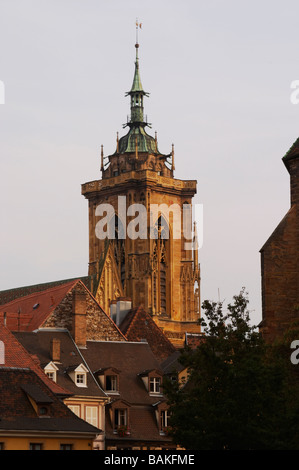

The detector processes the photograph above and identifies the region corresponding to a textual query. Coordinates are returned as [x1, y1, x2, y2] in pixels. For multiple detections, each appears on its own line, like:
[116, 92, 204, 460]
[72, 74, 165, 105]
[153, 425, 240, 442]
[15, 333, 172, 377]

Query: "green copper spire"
[117, 40, 161, 154]
[129, 43, 144, 93]
[125, 42, 149, 125]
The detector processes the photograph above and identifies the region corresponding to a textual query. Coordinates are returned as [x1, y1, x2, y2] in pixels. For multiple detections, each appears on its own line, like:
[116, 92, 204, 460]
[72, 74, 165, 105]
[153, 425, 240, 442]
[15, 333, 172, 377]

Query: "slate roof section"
[0, 279, 126, 341]
[160, 350, 185, 376]
[80, 340, 172, 444]
[0, 276, 92, 305]
[0, 323, 70, 397]
[119, 306, 176, 362]
[0, 280, 80, 331]
[14, 329, 108, 399]
[0, 367, 101, 436]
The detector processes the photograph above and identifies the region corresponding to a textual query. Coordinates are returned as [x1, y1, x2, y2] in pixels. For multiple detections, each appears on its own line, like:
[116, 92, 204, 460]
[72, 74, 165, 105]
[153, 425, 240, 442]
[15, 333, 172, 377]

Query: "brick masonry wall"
[261, 156, 299, 342]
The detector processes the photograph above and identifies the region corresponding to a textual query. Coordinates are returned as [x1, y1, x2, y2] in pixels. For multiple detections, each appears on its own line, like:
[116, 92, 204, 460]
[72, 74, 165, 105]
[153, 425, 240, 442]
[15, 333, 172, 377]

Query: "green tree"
[164, 288, 299, 450]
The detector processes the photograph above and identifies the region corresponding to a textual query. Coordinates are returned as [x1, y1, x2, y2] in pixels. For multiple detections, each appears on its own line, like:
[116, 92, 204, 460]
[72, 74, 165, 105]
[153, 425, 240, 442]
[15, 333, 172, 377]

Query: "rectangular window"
[160, 409, 170, 429]
[106, 375, 118, 392]
[114, 408, 127, 427]
[46, 371, 55, 381]
[60, 444, 73, 450]
[0, 442, 4, 450]
[68, 405, 81, 417]
[30, 443, 43, 450]
[76, 373, 86, 386]
[149, 377, 161, 393]
[86, 406, 98, 427]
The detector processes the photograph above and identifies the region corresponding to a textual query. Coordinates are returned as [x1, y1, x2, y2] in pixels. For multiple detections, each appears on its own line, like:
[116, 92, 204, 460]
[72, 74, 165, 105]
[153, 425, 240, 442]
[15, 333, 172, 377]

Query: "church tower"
[82, 36, 201, 345]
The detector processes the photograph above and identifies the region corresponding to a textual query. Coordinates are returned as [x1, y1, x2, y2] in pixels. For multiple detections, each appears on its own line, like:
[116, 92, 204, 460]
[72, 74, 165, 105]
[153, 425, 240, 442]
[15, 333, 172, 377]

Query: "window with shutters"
[86, 406, 98, 427]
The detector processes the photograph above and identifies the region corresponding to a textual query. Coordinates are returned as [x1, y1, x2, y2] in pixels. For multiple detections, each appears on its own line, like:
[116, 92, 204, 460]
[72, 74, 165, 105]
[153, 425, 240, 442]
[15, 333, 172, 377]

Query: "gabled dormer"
[138, 369, 163, 396]
[95, 367, 120, 395]
[108, 399, 131, 436]
[67, 363, 89, 388]
[44, 361, 59, 383]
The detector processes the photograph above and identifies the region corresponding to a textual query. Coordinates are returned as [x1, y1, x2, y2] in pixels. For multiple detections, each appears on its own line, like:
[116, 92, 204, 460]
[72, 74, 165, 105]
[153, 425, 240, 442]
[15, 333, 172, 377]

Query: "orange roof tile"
[0, 280, 80, 331]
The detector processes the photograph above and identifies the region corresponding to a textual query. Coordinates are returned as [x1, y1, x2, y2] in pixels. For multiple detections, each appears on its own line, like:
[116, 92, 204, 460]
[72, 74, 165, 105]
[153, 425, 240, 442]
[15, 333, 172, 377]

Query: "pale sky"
[0, 0, 298, 327]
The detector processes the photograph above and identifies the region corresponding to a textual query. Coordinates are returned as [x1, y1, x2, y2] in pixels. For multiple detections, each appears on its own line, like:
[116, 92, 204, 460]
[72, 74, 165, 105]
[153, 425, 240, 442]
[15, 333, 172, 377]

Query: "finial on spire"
[136, 18, 142, 46]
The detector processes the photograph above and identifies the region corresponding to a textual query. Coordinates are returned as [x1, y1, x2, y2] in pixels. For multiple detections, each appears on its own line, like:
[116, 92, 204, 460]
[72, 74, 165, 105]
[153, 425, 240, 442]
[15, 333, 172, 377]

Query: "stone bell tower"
[82, 38, 201, 343]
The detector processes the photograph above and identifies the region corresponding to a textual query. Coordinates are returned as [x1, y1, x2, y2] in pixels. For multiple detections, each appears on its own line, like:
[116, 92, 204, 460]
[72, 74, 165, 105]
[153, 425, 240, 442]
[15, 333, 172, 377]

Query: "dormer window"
[76, 373, 86, 386]
[96, 367, 120, 394]
[138, 369, 163, 396]
[150, 376, 161, 394]
[106, 374, 118, 392]
[153, 401, 172, 435]
[44, 362, 59, 383]
[67, 364, 88, 388]
[109, 399, 131, 436]
[21, 384, 53, 418]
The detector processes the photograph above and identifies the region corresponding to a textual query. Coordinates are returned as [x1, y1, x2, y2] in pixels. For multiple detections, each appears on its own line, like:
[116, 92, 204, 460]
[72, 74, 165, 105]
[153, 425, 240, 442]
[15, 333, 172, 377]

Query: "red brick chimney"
[72, 289, 87, 347]
[50, 338, 61, 362]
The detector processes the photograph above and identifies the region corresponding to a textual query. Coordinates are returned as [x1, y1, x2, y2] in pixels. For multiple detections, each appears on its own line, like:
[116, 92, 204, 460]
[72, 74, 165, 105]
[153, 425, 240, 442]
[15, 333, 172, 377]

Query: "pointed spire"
[129, 43, 144, 94]
[125, 26, 149, 126]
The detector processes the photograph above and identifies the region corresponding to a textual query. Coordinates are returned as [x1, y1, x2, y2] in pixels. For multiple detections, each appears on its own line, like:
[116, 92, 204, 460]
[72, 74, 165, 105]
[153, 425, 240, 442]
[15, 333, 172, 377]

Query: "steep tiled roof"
[14, 329, 108, 399]
[0, 323, 70, 397]
[0, 280, 80, 331]
[0, 276, 92, 305]
[0, 367, 101, 435]
[119, 306, 176, 362]
[80, 340, 172, 444]
[160, 350, 185, 375]
[0, 278, 126, 343]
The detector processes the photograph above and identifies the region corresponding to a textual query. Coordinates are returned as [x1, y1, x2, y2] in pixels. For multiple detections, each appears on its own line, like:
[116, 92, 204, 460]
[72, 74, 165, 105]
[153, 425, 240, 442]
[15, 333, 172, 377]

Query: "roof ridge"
[0, 279, 81, 307]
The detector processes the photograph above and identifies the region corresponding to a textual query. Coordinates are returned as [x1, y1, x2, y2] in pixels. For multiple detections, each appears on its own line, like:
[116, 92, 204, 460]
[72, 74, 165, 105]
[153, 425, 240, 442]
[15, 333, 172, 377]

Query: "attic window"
[110, 401, 131, 436]
[150, 377, 161, 394]
[97, 368, 120, 394]
[38, 406, 49, 417]
[67, 364, 88, 388]
[139, 370, 163, 395]
[76, 373, 86, 386]
[106, 375, 118, 392]
[33, 303, 39, 310]
[44, 362, 59, 383]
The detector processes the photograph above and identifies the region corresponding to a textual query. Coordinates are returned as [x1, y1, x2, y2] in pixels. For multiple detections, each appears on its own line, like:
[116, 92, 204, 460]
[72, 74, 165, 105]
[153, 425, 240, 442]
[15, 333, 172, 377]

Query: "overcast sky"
[0, 0, 298, 327]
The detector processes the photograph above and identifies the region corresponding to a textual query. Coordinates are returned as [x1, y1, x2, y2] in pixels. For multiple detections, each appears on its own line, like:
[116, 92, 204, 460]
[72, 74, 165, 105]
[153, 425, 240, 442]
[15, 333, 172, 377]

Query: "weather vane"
[136, 19, 142, 44]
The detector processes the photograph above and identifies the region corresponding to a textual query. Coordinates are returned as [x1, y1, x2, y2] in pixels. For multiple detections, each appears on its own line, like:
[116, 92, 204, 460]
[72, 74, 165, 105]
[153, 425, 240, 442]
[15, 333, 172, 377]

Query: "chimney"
[50, 338, 60, 362]
[116, 297, 132, 326]
[110, 300, 117, 323]
[72, 289, 87, 347]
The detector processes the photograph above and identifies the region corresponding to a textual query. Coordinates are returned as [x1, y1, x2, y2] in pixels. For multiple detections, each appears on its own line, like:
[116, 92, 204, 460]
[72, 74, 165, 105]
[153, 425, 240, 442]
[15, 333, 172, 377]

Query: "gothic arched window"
[152, 215, 169, 317]
[110, 214, 126, 288]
